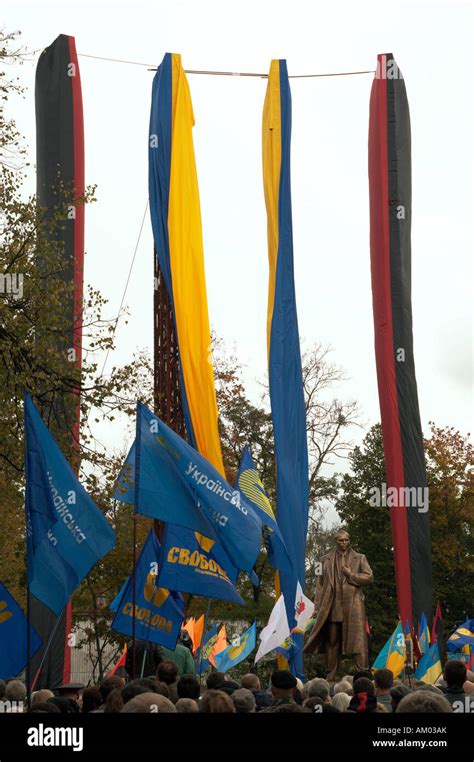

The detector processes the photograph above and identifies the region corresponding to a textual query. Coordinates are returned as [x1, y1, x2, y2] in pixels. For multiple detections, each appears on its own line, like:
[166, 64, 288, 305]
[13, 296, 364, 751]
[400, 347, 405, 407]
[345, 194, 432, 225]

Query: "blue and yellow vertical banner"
[149, 52, 224, 475]
[262, 60, 309, 675]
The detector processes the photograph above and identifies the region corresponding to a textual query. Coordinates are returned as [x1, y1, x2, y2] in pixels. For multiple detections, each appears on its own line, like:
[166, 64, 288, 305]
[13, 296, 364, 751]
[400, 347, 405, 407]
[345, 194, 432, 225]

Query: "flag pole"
[196, 598, 212, 680]
[26, 583, 31, 704]
[132, 402, 142, 680]
[30, 610, 65, 692]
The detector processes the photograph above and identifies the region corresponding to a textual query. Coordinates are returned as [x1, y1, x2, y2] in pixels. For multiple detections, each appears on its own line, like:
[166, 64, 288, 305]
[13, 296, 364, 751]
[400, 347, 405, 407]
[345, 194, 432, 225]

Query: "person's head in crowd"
[216, 679, 240, 696]
[29, 702, 61, 714]
[47, 696, 76, 714]
[5, 680, 27, 703]
[353, 671, 373, 684]
[31, 689, 54, 707]
[464, 676, 474, 695]
[347, 678, 377, 713]
[206, 672, 227, 690]
[54, 683, 84, 705]
[397, 690, 453, 713]
[321, 704, 341, 713]
[334, 681, 353, 696]
[179, 629, 193, 650]
[270, 670, 297, 700]
[241, 674, 260, 691]
[389, 684, 411, 711]
[121, 678, 159, 704]
[104, 689, 123, 713]
[303, 696, 325, 712]
[81, 686, 103, 713]
[415, 684, 444, 695]
[303, 677, 330, 702]
[332, 692, 351, 711]
[154, 682, 170, 698]
[99, 676, 124, 704]
[269, 703, 310, 713]
[342, 675, 353, 686]
[157, 660, 179, 686]
[175, 698, 199, 713]
[231, 688, 256, 714]
[121, 693, 177, 713]
[443, 660, 467, 689]
[374, 669, 394, 695]
[177, 674, 200, 700]
[200, 689, 235, 713]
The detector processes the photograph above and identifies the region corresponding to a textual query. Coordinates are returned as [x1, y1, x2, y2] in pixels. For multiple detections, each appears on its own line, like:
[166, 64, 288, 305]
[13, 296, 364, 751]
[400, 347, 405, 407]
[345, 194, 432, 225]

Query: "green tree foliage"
[336, 423, 474, 655]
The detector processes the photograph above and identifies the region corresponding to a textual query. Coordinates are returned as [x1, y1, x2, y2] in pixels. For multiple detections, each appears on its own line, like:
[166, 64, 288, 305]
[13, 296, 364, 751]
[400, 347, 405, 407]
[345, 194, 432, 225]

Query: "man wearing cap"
[53, 683, 85, 713]
[261, 670, 298, 712]
[303, 529, 373, 680]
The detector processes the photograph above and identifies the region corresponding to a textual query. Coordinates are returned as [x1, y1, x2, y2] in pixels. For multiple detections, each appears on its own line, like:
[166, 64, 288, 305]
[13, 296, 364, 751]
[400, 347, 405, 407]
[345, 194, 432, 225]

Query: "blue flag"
[197, 625, 218, 674]
[157, 524, 244, 605]
[415, 642, 442, 684]
[214, 622, 257, 673]
[129, 402, 262, 573]
[0, 582, 42, 680]
[447, 619, 474, 651]
[263, 63, 309, 677]
[111, 530, 184, 649]
[24, 394, 116, 615]
[114, 442, 244, 604]
[236, 447, 293, 580]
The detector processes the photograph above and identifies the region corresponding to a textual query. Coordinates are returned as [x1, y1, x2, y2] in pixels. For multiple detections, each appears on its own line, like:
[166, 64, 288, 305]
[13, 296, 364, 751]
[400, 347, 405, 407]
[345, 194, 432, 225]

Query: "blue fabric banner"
[236, 446, 293, 580]
[157, 524, 244, 605]
[214, 622, 257, 673]
[128, 402, 262, 573]
[0, 582, 42, 680]
[263, 61, 309, 675]
[24, 394, 116, 615]
[110, 530, 184, 649]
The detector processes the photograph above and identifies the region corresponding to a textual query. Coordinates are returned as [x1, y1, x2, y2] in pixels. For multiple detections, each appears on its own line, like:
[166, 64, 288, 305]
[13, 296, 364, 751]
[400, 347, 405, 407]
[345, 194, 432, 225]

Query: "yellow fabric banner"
[168, 53, 225, 476]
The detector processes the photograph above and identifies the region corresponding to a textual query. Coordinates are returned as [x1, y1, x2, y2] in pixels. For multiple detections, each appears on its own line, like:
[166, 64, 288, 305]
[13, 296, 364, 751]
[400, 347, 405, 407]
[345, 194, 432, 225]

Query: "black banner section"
[32, 33, 85, 688]
[369, 53, 433, 629]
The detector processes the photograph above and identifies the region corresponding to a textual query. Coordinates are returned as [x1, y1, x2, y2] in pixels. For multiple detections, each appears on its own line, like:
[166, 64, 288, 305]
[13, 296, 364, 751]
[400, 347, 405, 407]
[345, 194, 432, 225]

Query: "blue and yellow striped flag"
[372, 621, 406, 678]
[415, 643, 442, 684]
[263, 59, 309, 676]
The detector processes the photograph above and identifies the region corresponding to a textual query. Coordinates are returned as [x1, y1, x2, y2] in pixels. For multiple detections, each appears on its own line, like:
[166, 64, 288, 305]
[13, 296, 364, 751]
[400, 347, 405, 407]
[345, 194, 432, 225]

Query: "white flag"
[294, 581, 314, 632]
[254, 594, 290, 663]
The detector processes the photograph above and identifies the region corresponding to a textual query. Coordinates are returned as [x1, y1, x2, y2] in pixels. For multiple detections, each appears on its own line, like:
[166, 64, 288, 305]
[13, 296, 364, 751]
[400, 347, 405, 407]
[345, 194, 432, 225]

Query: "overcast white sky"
[4, 1, 473, 489]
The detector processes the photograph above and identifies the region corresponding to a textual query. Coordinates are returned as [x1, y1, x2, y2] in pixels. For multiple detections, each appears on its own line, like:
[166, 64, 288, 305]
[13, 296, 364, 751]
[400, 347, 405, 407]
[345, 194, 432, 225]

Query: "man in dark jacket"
[442, 661, 474, 711]
[125, 639, 163, 679]
[240, 673, 272, 711]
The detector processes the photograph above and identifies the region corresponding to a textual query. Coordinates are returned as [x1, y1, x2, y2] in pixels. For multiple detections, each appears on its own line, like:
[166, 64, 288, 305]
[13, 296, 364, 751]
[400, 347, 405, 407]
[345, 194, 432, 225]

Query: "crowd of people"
[2, 656, 473, 714]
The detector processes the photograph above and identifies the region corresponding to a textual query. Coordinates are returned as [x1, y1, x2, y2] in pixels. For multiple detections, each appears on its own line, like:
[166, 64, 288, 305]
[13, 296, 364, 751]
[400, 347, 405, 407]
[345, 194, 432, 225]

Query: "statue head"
[335, 529, 350, 553]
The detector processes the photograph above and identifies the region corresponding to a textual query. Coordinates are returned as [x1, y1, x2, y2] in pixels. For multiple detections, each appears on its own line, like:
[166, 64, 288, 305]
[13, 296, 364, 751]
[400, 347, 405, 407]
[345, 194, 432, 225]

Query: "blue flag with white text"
[125, 403, 263, 572]
[110, 530, 184, 649]
[0, 582, 42, 680]
[24, 394, 116, 615]
[114, 443, 244, 603]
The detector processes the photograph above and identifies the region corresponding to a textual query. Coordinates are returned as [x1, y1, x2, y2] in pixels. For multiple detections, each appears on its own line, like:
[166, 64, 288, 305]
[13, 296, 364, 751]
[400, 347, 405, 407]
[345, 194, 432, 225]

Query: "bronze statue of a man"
[303, 529, 373, 679]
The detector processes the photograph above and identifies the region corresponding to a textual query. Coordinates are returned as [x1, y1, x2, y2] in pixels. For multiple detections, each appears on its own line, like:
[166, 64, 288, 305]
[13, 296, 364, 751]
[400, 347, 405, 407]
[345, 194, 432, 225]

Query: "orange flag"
[184, 617, 195, 648]
[193, 614, 205, 655]
[210, 624, 227, 668]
